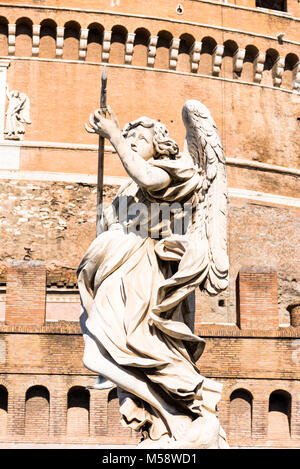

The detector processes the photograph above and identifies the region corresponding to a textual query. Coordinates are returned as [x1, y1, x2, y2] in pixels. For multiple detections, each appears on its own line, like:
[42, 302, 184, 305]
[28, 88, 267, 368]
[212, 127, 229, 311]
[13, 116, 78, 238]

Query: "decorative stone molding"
[292, 62, 300, 92]
[169, 38, 180, 70]
[212, 44, 224, 76]
[79, 28, 89, 60]
[233, 48, 246, 74]
[8, 24, 16, 57]
[124, 32, 135, 65]
[272, 56, 285, 87]
[147, 36, 158, 68]
[56, 26, 64, 58]
[253, 52, 266, 83]
[32, 25, 41, 58]
[0, 60, 10, 141]
[102, 30, 112, 63]
[190, 41, 202, 73]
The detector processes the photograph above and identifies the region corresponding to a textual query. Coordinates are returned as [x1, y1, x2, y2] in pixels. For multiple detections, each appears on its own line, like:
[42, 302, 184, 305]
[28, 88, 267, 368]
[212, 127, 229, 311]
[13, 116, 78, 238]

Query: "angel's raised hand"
[84, 107, 120, 141]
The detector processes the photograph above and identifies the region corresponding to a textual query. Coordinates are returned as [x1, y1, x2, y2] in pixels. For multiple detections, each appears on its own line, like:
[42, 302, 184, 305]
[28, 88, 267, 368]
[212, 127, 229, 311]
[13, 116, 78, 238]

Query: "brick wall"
[238, 266, 279, 330]
[5, 261, 46, 326]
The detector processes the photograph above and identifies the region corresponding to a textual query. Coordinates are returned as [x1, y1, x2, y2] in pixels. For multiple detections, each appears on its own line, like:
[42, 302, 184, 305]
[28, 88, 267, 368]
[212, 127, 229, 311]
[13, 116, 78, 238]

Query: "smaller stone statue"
[4, 86, 31, 140]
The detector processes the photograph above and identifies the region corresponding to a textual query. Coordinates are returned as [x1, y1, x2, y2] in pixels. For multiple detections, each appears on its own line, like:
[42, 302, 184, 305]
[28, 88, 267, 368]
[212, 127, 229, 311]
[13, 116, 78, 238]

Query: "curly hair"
[122, 117, 179, 160]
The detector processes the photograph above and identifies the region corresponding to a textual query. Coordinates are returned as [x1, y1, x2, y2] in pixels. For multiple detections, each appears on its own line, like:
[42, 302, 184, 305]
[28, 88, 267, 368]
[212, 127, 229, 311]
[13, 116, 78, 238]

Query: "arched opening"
[39, 19, 56, 59]
[282, 53, 299, 91]
[221, 40, 239, 79]
[107, 388, 133, 440]
[229, 389, 253, 444]
[132, 28, 150, 67]
[15, 17, 32, 57]
[63, 21, 80, 60]
[86, 23, 103, 62]
[67, 386, 90, 437]
[199, 36, 217, 76]
[0, 385, 8, 436]
[109, 25, 127, 65]
[256, 1, 286, 12]
[177, 34, 194, 72]
[240, 45, 259, 82]
[261, 48, 279, 86]
[268, 390, 291, 442]
[25, 386, 50, 437]
[155, 30, 172, 69]
[0, 17, 8, 56]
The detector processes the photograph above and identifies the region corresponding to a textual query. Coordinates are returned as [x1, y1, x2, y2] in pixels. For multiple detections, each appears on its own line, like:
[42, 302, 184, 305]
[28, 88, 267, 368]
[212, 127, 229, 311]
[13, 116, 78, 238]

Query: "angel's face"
[126, 125, 155, 161]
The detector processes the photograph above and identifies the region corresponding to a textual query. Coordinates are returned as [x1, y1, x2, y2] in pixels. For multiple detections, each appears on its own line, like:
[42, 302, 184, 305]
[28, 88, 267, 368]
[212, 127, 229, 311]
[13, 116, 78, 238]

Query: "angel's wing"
[182, 99, 228, 295]
[19, 94, 31, 124]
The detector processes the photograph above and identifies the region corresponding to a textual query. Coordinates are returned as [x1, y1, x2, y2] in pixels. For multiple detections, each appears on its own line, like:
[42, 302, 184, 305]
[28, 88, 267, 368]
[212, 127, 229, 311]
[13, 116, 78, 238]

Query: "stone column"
[147, 36, 158, 68]
[212, 44, 224, 76]
[79, 28, 89, 60]
[102, 30, 112, 63]
[190, 41, 202, 73]
[125, 32, 135, 65]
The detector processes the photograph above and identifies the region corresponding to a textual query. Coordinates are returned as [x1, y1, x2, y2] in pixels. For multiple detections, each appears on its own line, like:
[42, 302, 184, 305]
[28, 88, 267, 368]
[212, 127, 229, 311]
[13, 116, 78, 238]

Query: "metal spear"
[96, 66, 108, 236]
[85, 65, 108, 237]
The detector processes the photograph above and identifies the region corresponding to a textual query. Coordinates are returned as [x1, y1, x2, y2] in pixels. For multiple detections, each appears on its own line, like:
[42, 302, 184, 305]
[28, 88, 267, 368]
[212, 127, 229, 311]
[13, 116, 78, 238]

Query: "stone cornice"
[1, 140, 299, 178]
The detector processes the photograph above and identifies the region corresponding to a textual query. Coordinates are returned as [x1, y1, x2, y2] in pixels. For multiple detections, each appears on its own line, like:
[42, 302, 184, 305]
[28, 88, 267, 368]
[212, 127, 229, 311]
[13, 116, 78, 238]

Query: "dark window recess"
[256, 1, 287, 12]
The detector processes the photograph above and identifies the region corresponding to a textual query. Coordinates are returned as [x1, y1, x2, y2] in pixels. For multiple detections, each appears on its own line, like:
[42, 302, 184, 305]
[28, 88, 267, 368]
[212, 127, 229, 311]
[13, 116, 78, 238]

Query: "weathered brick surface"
[0, 182, 299, 326]
[238, 267, 279, 330]
[0, 0, 299, 450]
[5, 261, 46, 326]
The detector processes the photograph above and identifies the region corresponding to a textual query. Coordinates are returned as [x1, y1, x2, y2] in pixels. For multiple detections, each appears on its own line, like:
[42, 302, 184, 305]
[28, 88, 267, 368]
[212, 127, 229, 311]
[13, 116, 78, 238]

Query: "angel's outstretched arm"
[86, 107, 171, 191]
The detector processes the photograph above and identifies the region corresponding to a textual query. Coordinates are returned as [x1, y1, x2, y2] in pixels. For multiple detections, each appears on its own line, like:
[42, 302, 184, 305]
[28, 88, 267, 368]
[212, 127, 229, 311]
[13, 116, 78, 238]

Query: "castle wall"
[0, 0, 299, 449]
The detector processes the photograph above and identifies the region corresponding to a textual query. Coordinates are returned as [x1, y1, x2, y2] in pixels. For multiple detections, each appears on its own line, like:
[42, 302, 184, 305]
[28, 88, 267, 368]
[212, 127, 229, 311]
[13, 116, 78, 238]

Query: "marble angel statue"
[77, 99, 229, 448]
[4, 86, 31, 140]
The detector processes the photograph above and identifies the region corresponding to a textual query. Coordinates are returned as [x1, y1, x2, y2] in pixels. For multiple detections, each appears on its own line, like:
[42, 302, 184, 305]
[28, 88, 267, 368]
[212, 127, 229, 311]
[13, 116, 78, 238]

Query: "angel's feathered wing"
[182, 99, 229, 295]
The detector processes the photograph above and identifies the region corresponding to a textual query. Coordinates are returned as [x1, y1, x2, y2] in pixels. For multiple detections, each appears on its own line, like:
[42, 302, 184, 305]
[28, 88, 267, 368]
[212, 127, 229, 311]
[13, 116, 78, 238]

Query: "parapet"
[5, 260, 46, 326]
[238, 265, 279, 330]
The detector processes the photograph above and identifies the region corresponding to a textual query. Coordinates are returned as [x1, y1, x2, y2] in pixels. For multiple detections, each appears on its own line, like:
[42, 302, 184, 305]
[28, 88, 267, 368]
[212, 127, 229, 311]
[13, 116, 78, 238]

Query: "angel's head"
[122, 117, 179, 161]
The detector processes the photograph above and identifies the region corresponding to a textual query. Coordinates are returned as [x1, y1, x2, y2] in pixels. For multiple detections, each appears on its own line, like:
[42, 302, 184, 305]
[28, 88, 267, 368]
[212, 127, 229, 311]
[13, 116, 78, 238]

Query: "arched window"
[15, 18, 32, 57]
[199, 36, 217, 76]
[132, 28, 150, 67]
[155, 31, 172, 69]
[0, 385, 8, 436]
[240, 45, 259, 82]
[63, 21, 80, 60]
[0, 17, 8, 56]
[39, 19, 56, 59]
[67, 386, 90, 437]
[282, 54, 299, 91]
[109, 25, 127, 65]
[261, 48, 279, 86]
[86, 23, 103, 62]
[256, 1, 286, 12]
[268, 390, 291, 441]
[229, 389, 253, 444]
[177, 34, 195, 73]
[221, 40, 239, 79]
[107, 388, 133, 441]
[25, 386, 50, 437]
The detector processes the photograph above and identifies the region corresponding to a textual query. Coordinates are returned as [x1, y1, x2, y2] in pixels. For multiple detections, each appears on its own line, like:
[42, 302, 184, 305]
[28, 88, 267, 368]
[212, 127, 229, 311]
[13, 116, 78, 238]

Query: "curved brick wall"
[0, 0, 299, 449]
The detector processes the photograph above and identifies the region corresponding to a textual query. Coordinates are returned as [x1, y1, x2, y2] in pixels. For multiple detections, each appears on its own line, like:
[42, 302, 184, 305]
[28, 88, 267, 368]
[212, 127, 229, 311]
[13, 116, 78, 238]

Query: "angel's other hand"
[85, 106, 120, 141]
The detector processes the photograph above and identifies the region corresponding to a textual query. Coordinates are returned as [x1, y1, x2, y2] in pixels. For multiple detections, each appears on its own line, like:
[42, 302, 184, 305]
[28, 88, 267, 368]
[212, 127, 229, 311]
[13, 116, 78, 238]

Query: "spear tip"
[101, 65, 108, 82]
